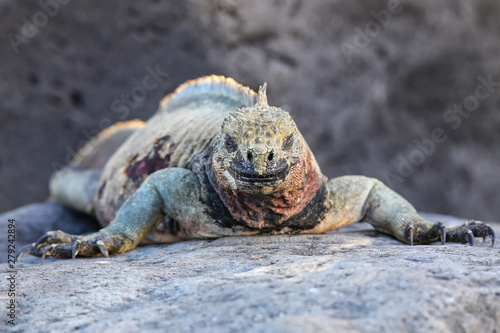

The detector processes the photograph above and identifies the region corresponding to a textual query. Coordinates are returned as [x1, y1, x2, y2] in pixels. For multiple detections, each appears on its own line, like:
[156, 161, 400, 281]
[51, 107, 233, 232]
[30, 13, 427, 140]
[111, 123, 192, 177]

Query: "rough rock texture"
[1, 0, 500, 221]
[3, 213, 499, 333]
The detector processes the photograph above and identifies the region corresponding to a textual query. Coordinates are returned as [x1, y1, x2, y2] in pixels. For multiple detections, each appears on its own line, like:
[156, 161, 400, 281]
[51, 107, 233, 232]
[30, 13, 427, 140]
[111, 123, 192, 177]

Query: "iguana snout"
[228, 150, 289, 183]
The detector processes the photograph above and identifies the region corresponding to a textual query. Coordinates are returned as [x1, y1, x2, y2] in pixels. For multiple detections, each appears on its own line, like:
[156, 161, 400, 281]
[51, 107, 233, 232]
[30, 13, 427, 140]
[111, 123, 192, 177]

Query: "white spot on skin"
[224, 170, 237, 190]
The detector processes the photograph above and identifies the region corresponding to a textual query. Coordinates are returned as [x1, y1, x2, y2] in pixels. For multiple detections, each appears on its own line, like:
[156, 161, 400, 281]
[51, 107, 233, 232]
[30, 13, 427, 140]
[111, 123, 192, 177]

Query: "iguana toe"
[41, 244, 55, 262]
[35, 230, 76, 248]
[39, 243, 76, 260]
[445, 221, 494, 246]
[404, 221, 447, 245]
[483, 224, 495, 246]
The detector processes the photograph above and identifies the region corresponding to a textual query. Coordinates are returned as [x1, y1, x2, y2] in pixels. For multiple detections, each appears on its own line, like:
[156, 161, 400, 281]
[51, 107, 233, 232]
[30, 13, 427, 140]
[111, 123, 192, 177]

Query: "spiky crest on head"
[257, 83, 268, 106]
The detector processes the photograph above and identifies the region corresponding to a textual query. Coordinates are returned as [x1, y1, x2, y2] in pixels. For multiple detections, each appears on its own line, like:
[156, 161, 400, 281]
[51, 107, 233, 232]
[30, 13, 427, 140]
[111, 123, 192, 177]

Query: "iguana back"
[94, 76, 257, 224]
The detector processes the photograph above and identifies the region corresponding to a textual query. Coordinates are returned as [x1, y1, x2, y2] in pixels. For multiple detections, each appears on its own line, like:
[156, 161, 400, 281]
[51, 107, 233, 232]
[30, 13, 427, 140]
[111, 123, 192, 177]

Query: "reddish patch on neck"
[214, 151, 326, 229]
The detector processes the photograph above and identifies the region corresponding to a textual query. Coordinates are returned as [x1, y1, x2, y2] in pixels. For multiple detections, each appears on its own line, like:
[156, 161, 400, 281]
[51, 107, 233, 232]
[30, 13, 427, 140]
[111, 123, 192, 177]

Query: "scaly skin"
[18, 76, 494, 260]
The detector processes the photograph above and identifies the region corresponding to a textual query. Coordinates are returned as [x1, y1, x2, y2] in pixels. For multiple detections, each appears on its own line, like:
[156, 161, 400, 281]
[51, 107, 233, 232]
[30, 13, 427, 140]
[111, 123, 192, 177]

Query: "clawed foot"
[405, 220, 495, 246]
[446, 220, 495, 246]
[16, 230, 127, 261]
[406, 221, 446, 246]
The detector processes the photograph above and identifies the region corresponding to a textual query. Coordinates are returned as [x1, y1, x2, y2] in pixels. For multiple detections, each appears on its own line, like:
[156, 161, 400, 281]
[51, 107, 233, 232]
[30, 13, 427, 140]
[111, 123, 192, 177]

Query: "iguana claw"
[16, 243, 36, 261]
[407, 222, 415, 246]
[434, 221, 447, 245]
[483, 223, 495, 246]
[96, 240, 109, 257]
[41, 244, 56, 262]
[466, 229, 474, 246]
[72, 240, 81, 259]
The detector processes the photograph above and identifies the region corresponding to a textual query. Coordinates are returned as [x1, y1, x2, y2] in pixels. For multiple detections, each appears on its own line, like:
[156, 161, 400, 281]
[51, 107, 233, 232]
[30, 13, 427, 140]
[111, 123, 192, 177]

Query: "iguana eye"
[268, 151, 274, 161]
[282, 134, 294, 150]
[224, 134, 238, 153]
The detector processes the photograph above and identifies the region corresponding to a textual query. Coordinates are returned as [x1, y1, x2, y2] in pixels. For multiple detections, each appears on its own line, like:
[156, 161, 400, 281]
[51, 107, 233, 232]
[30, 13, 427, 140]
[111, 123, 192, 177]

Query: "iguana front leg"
[18, 168, 205, 260]
[323, 176, 495, 246]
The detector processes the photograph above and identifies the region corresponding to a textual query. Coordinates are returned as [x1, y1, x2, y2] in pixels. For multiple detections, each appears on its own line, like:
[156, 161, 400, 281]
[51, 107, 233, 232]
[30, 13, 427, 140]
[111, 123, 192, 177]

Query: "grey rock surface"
[4, 213, 499, 333]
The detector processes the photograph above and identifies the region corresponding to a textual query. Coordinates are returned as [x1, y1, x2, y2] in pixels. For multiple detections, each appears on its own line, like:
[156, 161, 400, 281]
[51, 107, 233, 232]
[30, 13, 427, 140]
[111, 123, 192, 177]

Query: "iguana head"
[212, 83, 310, 195]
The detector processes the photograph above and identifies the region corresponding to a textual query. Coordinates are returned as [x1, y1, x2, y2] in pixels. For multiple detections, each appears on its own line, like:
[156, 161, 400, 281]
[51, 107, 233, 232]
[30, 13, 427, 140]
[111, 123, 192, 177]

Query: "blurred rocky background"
[1, 0, 499, 221]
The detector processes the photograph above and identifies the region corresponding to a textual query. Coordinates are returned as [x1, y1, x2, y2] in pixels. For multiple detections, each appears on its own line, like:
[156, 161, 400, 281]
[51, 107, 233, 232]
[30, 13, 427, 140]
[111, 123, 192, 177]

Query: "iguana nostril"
[247, 151, 254, 161]
[268, 152, 274, 161]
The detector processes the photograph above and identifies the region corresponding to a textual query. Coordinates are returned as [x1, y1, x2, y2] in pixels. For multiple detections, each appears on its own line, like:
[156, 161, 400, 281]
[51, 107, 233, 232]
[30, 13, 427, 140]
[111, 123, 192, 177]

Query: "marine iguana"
[18, 75, 495, 260]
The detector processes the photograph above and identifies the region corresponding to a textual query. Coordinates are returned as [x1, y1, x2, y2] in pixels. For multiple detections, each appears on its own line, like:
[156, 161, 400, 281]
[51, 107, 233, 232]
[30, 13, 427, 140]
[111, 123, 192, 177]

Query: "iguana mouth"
[228, 164, 289, 184]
